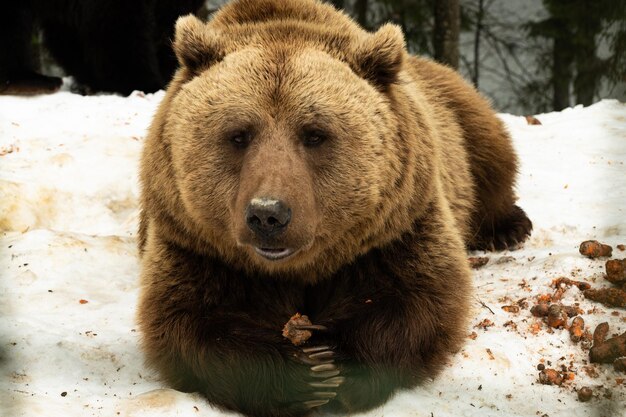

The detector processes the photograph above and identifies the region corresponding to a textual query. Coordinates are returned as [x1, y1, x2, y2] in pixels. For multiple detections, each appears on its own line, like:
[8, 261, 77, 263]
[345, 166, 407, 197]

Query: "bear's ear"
[352, 24, 405, 86]
[173, 15, 224, 73]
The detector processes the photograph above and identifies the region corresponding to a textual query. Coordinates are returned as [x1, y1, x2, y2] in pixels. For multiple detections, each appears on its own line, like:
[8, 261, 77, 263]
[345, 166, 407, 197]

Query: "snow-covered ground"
[1, 92, 625, 417]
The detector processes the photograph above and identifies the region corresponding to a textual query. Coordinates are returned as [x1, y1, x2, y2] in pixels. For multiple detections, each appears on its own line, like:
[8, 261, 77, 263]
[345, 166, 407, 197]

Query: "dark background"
[33, 0, 626, 114]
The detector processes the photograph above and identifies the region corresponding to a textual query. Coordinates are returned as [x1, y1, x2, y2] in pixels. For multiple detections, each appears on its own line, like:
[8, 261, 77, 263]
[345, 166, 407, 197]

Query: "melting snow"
[1, 92, 625, 417]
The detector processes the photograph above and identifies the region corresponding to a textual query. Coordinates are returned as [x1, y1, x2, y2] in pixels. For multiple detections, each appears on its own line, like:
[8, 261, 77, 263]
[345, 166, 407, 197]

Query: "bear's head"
[149, 1, 436, 279]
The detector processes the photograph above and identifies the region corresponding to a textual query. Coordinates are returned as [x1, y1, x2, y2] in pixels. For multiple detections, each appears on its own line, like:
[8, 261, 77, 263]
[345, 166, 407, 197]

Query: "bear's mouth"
[253, 247, 296, 261]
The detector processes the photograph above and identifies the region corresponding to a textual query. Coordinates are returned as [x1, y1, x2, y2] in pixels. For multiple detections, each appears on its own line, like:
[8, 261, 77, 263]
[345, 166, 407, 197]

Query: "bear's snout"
[245, 197, 292, 240]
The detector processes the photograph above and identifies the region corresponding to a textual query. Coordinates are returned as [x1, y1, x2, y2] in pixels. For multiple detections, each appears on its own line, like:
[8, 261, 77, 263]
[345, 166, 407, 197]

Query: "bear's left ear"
[173, 15, 225, 74]
[352, 24, 406, 87]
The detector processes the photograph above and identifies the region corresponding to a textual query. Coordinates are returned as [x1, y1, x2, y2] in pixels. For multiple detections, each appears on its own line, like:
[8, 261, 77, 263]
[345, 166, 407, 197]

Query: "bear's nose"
[245, 197, 292, 239]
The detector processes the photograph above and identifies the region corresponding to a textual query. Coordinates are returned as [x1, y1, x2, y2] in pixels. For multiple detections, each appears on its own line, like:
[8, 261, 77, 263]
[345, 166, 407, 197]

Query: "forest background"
[197, 0, 626, 115]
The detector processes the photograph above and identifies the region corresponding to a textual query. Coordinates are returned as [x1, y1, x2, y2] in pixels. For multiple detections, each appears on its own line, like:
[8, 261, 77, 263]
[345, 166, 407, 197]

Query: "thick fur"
[0, 0, 203, 95]
[137, 1, 532, 416]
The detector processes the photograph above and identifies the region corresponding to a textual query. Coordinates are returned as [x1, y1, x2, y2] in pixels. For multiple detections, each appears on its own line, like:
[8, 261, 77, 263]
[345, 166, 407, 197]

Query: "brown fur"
[137, 1, 532, 416]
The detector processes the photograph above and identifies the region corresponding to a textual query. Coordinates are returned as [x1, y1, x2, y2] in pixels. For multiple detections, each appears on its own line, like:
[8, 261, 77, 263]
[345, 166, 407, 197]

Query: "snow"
[1, 92, 625, 417]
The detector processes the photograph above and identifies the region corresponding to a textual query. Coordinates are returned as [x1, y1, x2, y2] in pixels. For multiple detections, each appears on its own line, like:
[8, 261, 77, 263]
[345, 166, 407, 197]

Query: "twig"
[475, 296, 495, 314]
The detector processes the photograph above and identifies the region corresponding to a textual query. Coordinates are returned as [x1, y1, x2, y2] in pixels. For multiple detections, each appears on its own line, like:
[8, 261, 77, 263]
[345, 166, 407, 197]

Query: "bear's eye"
[229, 130, 252, 148]
[302, 128, 328, 147]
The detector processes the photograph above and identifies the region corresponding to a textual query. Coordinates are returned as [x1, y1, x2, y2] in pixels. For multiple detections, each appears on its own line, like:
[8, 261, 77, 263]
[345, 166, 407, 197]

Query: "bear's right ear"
[352, 24, 405, 87]
[173, 15, 225, 73]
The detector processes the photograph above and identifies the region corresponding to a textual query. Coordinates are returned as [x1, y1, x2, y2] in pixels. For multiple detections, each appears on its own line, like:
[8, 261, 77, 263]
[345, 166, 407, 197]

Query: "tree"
[433, 0, 460, 69]
[375, 0, 434, 55]
[471, 0, 484, 86]
[355, 0, 369, 27]
[526, 10, 574, 110]
[328, 0, 345, 10]
[527, 0, 626, 109]
[331, 0, 625, 113]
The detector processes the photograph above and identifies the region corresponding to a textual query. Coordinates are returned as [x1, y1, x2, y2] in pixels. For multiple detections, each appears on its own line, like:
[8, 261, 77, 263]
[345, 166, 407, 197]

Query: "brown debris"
[562, 305, 583, 318]
[581, 340, 593, 351]
[589, 322, 626, 364]
[547, 304, 568, 329]
[529, 321, 542, 334]
[0, 144, 19, 156]
[494, 256, 515, 264]
[486, 348, 495, 360]
[537, 278, 588, 303]
[582, 366, 599, 378]
[474, 318, 495, 330]
[614, 358, 626, 373]
[605, 259, 626, 285]
[532, 302, 580, 319]
[577, 387, 593, 402]
[531, 303, 550, 317]
[538, 369, 563, 386]
[617, 244, 625, 251]
[552, 277, 591, 291]
[579, 240, 612, 258]
[585, 259, 626, 308]
[584, 287, 626, 308]
[593, 322, 609, 346]
[537, 294, 553, 304]
[468, 257, 489, 269]
[501, 305, 520, 313]
[525, 115, 542, 125]
[282, 313, 312, 346]
[580, 330, 594, 349]
[551, 285, 567, 302]
[503, 320, 518, 331]
[569, 316, 585, 342]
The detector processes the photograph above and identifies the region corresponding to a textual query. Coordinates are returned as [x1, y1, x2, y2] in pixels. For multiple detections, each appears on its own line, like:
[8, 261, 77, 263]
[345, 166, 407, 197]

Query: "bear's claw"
[311, 391, 337, 399]
[309, 366, 340, 378]
[310, 363, 337, 372]
[302, 345, 331, 353]
[295, 346, 335, 365]
[290, 343, 343, 411]
[294, 324, 328, 331]
[308, 350, 334, 360]
[309, 376, 345, 388]
[304, 399, 330, 408]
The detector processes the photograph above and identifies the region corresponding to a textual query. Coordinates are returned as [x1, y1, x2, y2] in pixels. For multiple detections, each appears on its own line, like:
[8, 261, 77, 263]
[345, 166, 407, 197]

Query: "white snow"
[1, 92, 625, 417]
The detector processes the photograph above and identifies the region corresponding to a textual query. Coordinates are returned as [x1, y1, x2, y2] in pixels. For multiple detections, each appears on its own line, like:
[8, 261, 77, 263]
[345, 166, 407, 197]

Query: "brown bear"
[137, 1, 532, 416]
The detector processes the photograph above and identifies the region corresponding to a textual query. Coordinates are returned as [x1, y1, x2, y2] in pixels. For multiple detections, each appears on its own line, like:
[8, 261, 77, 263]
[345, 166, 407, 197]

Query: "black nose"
[245, 198, 292, 239]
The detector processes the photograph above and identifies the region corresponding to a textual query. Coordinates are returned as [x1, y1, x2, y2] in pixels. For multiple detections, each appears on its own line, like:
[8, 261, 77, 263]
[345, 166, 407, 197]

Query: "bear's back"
[208, 0, 354, 32]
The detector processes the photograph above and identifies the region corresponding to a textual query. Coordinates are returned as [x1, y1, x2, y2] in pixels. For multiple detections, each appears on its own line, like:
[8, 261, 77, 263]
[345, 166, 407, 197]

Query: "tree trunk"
[573, 1, 602, 106]
[472, 0, 484, 86]
[355, 0, 368, 28]
[574, 54, 599, 106]
[552, 36, 573, 110]
[433, 0, 460, 69]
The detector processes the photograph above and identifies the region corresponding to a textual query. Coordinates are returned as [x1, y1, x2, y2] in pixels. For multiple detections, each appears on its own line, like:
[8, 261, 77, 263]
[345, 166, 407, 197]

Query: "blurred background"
[319, 0, 626, 114]
[21, 0, 626, 114]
